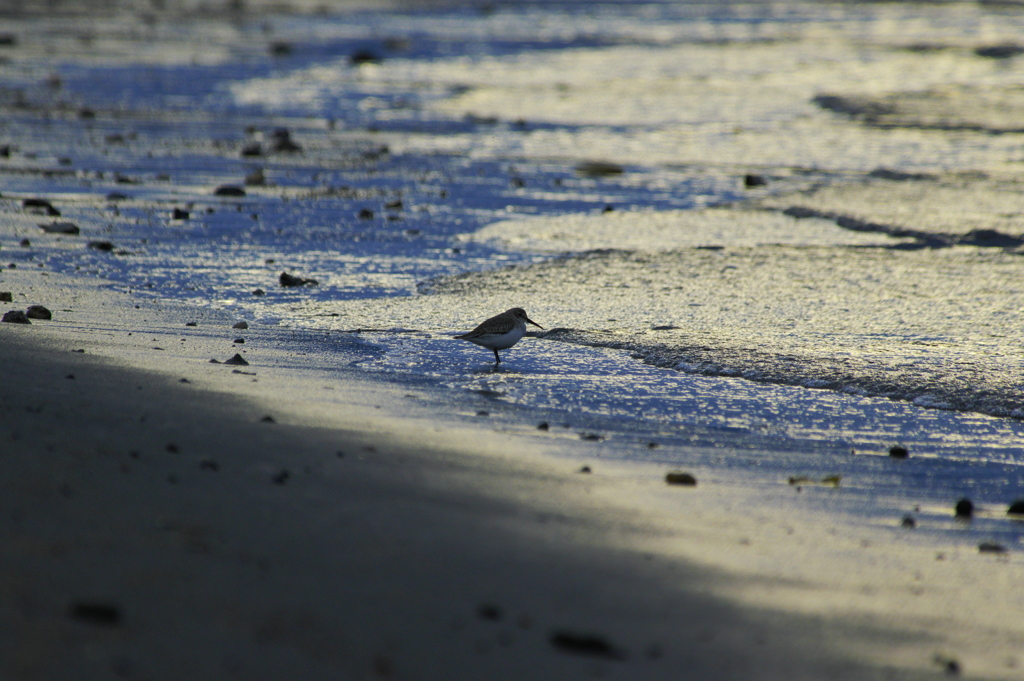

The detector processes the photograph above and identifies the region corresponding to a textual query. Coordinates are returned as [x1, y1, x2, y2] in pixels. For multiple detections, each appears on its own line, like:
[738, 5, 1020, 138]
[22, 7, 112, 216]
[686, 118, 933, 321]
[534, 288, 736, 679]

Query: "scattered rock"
[958, 229, 1024, 248]
[0, 34, 16, 47]
[358, 208, 374, 220]
[477, 604, 502, 621]
[2, 310, 30, 324]
[537, 422, 549, 430]
[279, 271, 318, 287]
[166, 443, 179, 453]
[665, 471, 697, 486]
[233, 337, 244, 344]
[272, 469, 290, 485]
[978, 541, 1007, 554]
[233, 321, 248, 329]
[0, 292, 11, 302]
[975, 43, 1024, 59]
[1007, 499, 1024, 516]
[244, 168, 265, 185]
[25, 305, 51, 320]
[185, 321, 197, 326]
[172, 208, 189, 220]
[69, 602, 121, 627]
[579, 433, 603, 441]
[476, 410, 489, 416]
[213, 185, 245, 197]
[252, 288, 266, 296]
[579, 466, 592, 474]
[575, 161, 624, 176]
[106, 192, 129, 201]
[954, 497, 974, 518]
[269, 41, 292, 57]
[385, 199, 403, 210]
[223, 353, 249, 366]
[889, 445, 909, 459]
[23, 198, 60, 216]
[38, 221, 80, 234]
[744, 174, 767, 187]
[19, 238, 30, 247]
[901, 515, 917, 528]
[260, 415, 275, 423]
[269, 128, 302, 153]
[87, 240, 115, 252]
[868, 167, 935, 181]
[350, 49, 381, 65]
[549, 631, 623, 659]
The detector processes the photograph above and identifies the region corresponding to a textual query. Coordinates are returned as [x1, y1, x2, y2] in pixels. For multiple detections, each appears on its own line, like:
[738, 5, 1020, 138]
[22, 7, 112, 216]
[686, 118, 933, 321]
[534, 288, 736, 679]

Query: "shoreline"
[3, 267, 1024, 680]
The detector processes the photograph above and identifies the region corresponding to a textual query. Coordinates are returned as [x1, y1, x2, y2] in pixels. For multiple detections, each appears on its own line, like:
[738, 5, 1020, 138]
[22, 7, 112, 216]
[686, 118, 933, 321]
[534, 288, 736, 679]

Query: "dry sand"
[3, 262, 1024, 681]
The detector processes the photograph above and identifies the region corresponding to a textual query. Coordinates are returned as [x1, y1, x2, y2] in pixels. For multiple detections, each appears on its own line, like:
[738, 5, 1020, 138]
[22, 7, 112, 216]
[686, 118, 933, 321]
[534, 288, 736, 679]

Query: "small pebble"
[233, 338, 245, 344]
[272, 469, 290, 485]
[260, 415, 275, 423]
[223, 353, 248, 366]
[477, 604, 502, 621]
[666, 471, 697, 486]
[20, 238, 30, 247]
[978, 541, 1007, 554]
[1006, 499, 1024, 516]
[252, 288, 266, 296]
[69, 602, 121, 627]
[901, 515, 916, 528]
[172, 208, 189, 220]
[537, 422, 549, 431]
[279, 271, 318, 287]
[955, 497, 974, 519]
[0, 292, 11, 302]
[888, 445, 909, 459]
[38, 221, 80, 234]
[213, 185, 245, 197]
[233, 321, 249, 329]
[578, 466, 591, 474]
[744, 173, 767, 187]
[2, 310, 30, 324]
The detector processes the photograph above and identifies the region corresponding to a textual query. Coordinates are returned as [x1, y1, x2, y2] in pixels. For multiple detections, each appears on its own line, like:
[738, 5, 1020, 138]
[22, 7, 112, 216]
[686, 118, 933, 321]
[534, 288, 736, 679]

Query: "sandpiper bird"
[456, 307, 543, 364]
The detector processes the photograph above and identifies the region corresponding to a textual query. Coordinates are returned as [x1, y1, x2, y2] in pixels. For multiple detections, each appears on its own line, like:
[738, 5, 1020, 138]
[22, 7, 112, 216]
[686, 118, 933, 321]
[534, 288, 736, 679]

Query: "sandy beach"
[4, 0, 1024, 678]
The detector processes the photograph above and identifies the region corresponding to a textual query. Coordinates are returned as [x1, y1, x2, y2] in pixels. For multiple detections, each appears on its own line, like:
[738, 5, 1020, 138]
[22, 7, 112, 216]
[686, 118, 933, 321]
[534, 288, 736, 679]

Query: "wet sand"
[3, 246, 1024, 681]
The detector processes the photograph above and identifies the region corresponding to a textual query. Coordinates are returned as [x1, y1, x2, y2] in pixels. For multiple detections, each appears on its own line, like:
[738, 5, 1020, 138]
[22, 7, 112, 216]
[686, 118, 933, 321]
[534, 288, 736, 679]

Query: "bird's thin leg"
[493, 349, 501, 364]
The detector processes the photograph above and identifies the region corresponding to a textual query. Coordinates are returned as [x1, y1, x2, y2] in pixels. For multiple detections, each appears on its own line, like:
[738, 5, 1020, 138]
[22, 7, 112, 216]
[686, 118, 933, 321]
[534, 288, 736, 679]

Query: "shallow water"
[2, 0, 1024, 546]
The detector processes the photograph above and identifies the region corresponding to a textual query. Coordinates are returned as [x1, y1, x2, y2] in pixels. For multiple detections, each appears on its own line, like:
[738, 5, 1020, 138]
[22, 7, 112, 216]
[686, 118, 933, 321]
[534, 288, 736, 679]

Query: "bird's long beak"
[526, 316, 543, 329]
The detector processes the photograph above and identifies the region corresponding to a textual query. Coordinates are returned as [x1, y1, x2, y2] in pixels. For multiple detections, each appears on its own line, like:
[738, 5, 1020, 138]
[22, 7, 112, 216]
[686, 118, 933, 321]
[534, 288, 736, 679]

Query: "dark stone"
[1007, 499, 1024, 516]
[252, 288, 266, 296]
[223, 353, 249, 366]
[269, 128, 302, 153]
[88, 240, 115, 252]
[579, 466, 592, 474]
[744, 174, 767, 187]
[106, 192, 128, 201]
[272, 469, 290, 484]
[579, 433, 603, 441]
[20, 238, 30, 247]
[233, 321, 248, 329]
[213, 185, 246, 197]
[279, 271, 318, 287]
[575, 161, 623, 176]
[975, 43, 1024, 59]
[537, 422, 549, 430]
[269, 41, 292, 57]
[782, 206, 819, 219]
[978, 542, 1007, 554]
[954, 497, 974, 518]
[38, 221, 79, 234]
[244, 169, 265, 185]
[0, 292, 11, 302]
[549, 631, 622, 659]
[812, 94, 896, 118]
[240, 142, 263, 157]
[888, 445, 909, 459]
[166, 443, 179, 453]
[385, 199, 403, 210]
[69, 602, 121, 626]
[666, 471, 697, 486]
[0, 34, 16, 47]
[2, 310, 30, 324]
[602, 204, 615, 212]
[358, 208, 374, 220]
[172, 208, 189, 220]
[350, 49, 381, 65]
[901, 515, 917, 528]
[78, 107, 95, 119]
[185, 322, 197, 326]
[23, 198, 60, 216]
[25, 305, 51, 320]
[958, 229, 1024, 248]
[233, 338, 244, 344]
[868, 167, 935, 181]
[477, 604, 502, 620]
[260, 415, 275, 423]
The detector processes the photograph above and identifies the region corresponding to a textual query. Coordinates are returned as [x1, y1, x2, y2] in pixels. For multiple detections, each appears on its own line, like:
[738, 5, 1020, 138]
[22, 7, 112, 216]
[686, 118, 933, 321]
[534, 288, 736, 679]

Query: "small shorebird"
[456, 307, 543, 364]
